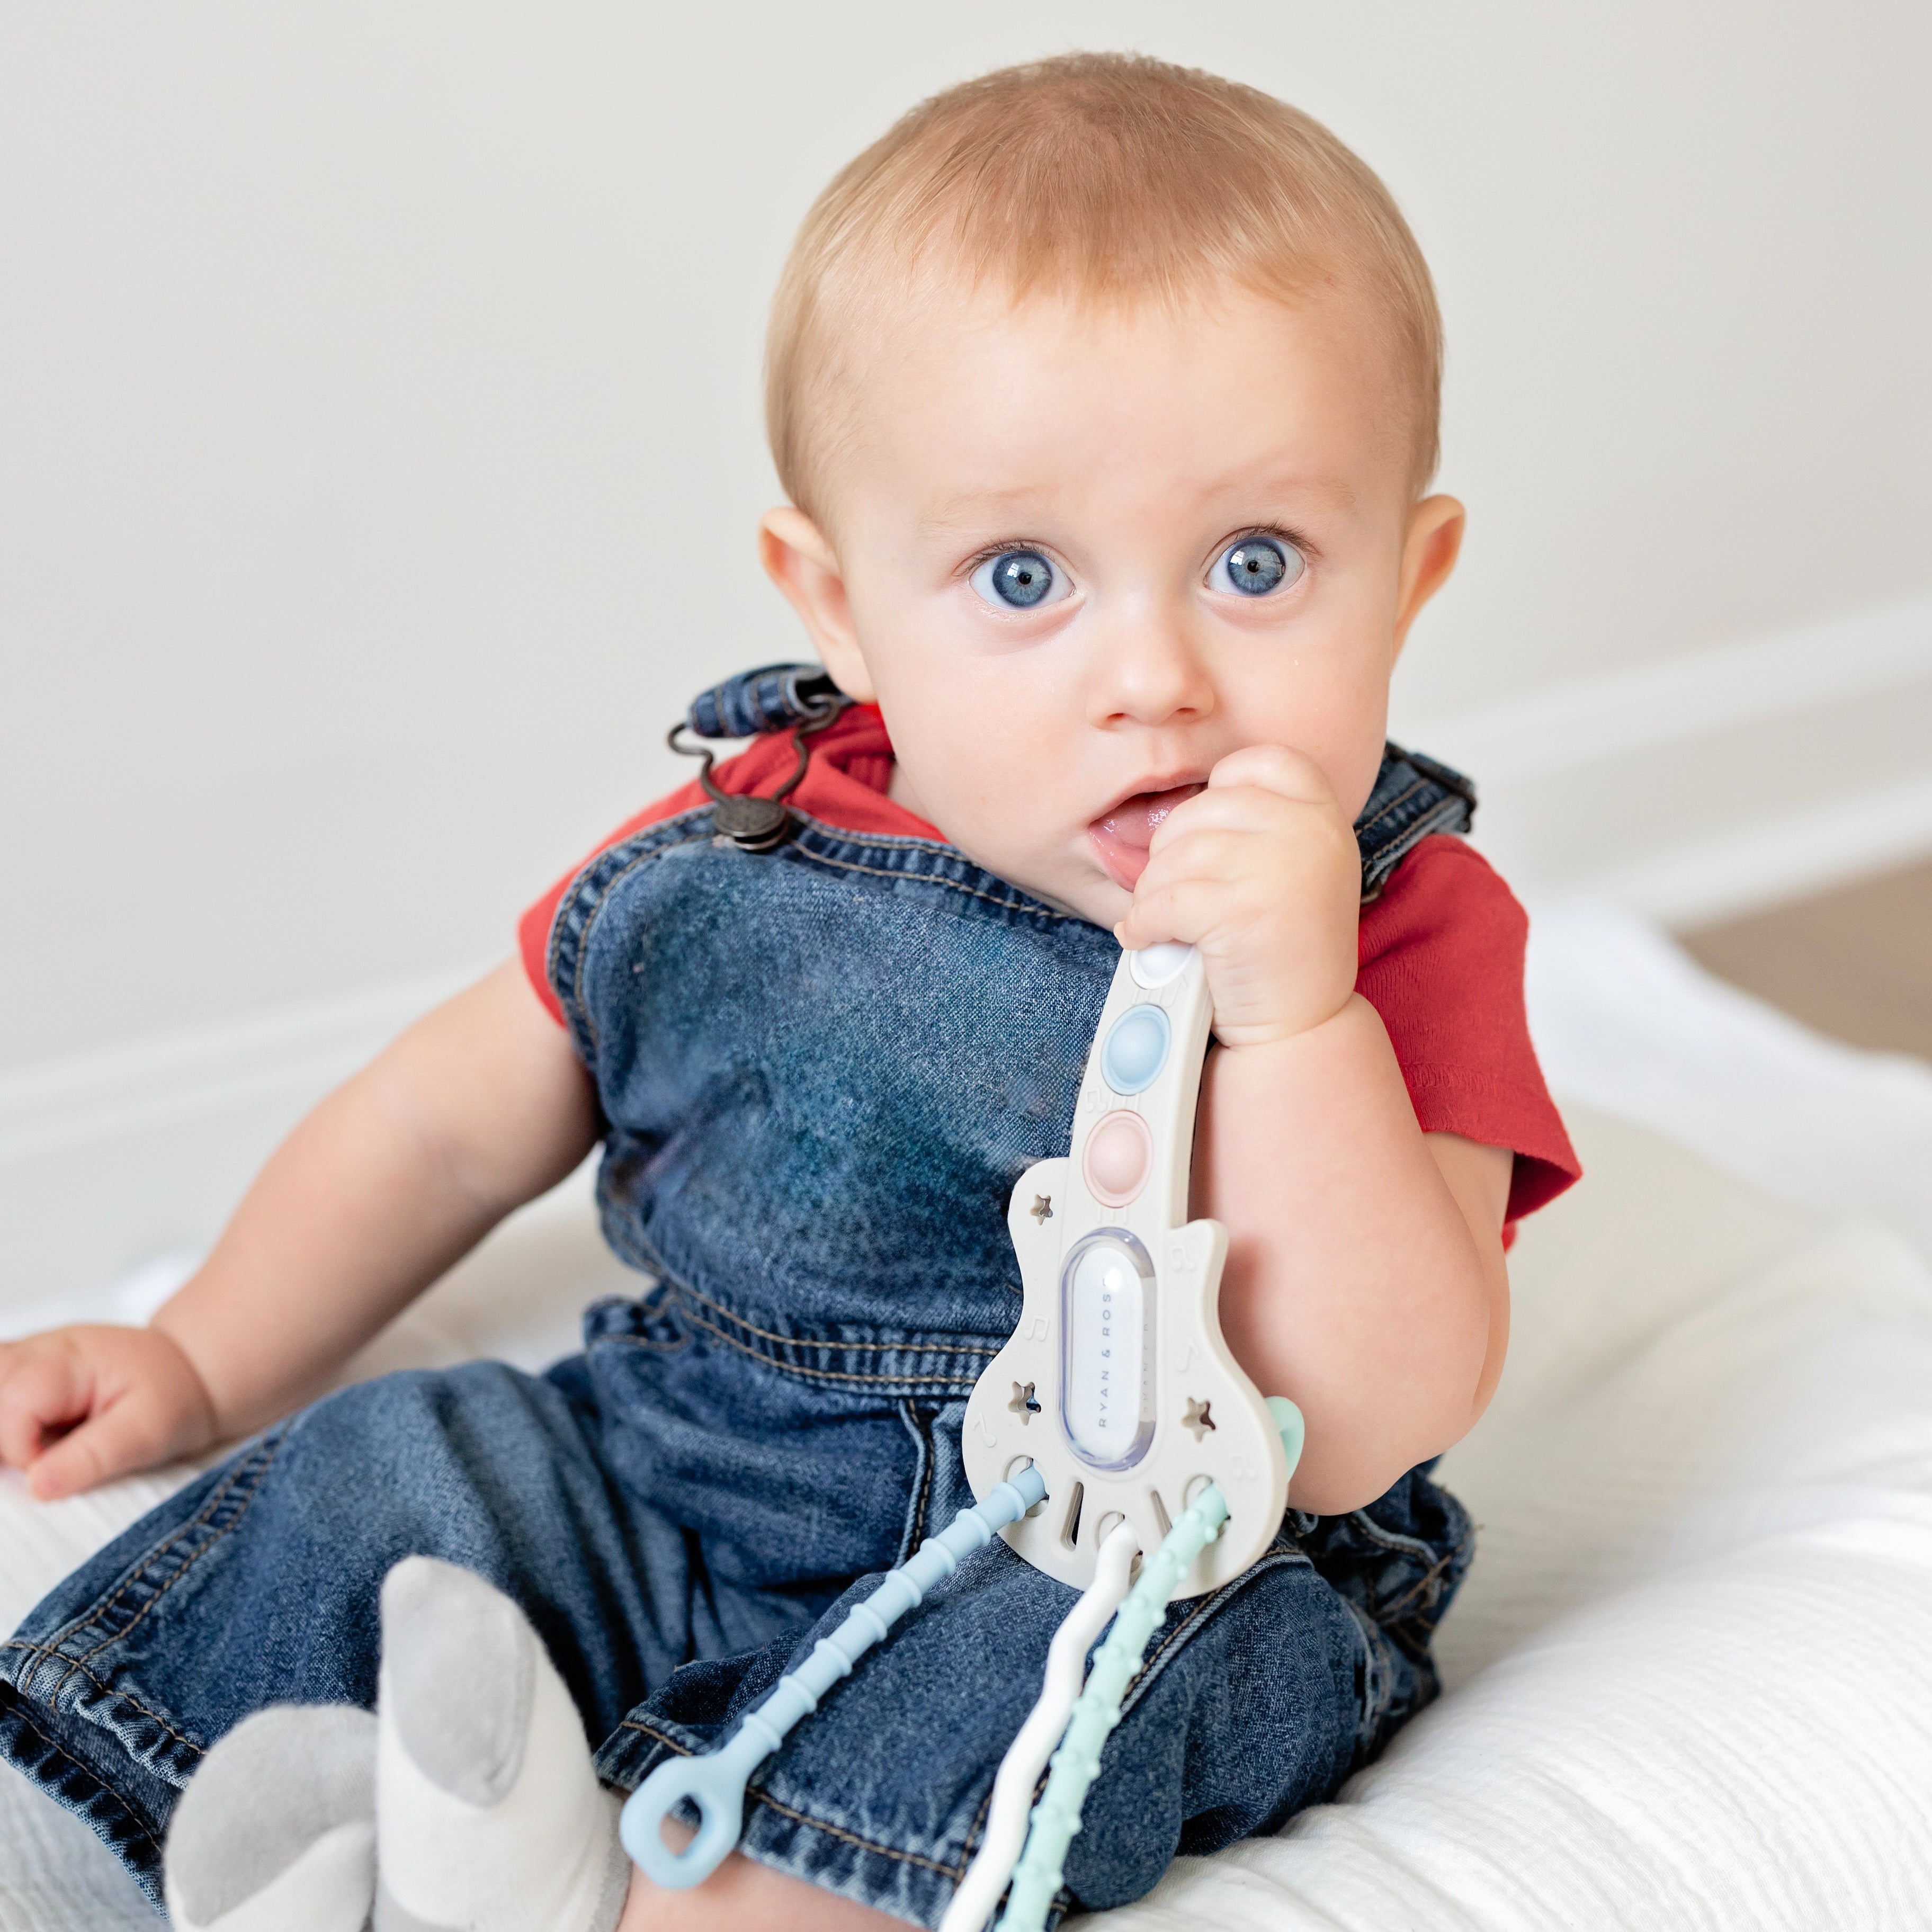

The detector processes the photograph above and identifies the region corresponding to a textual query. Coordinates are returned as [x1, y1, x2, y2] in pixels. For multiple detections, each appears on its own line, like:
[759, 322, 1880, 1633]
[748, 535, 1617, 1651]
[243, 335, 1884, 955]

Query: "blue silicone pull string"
[620, 1463, 1050, 1889]
[992, 1399, 1305, 1932]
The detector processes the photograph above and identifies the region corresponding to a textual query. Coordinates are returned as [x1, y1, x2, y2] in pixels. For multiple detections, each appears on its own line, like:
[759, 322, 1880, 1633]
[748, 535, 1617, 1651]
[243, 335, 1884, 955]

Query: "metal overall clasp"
[667, 670, 848, 853]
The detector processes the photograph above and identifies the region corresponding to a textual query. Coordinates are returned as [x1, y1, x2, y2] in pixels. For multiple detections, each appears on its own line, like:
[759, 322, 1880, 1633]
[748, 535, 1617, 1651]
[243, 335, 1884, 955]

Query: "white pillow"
[1100, 1110, 1932, 1931]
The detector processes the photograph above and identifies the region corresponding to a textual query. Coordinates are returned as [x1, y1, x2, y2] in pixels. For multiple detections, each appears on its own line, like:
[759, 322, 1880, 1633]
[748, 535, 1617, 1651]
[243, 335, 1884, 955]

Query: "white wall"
[4, 1, 1930, 1072]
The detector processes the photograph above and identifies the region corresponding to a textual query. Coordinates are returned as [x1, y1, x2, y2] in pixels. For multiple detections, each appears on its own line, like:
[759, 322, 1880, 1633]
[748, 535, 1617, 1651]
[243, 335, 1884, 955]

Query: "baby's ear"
[758, 507, 876, 702]
[1392, 495, 1465, 657]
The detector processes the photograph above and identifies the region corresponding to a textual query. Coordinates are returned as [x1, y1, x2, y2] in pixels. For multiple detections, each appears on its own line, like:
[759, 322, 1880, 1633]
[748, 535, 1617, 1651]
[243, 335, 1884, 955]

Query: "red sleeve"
[1356, 835, 1581, 1223]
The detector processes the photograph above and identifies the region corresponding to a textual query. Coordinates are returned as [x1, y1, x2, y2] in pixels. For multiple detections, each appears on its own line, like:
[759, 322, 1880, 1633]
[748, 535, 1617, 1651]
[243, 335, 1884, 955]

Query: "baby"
[0, 52, 1577, 1932]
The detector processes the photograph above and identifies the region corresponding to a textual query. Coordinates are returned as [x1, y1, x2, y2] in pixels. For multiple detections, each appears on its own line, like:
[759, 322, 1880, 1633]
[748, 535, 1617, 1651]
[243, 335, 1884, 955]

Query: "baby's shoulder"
[1359, 834, 1526, 973]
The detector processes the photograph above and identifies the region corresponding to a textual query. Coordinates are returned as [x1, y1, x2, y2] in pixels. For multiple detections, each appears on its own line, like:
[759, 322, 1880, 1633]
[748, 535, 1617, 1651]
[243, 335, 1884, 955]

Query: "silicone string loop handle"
[620, 1465, 1049, 1890]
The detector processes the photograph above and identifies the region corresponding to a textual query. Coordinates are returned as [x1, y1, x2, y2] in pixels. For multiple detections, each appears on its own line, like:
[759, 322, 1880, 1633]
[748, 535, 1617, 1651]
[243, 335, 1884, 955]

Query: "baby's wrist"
[1214, 990, 1358, 1054]
[145, 1314, 227, 1443]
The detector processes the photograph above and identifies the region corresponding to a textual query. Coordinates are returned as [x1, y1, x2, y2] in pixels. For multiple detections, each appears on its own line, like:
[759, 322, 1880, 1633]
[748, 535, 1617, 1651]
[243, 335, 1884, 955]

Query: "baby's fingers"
[1115, 874, 1226, 954]
[26, 1396, 164, 1500]
[1206, 743, 1335, 804]
[0, 1345, 90, 1473]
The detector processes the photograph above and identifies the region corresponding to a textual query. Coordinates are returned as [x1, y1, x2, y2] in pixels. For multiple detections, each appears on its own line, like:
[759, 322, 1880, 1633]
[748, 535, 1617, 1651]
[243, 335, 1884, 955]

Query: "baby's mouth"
[1088, 783, 1205, 890]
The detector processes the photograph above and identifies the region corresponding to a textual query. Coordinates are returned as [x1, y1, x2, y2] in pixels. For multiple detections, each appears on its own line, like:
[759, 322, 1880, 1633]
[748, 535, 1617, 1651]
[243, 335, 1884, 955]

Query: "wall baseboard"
[1401, 591, 1932, 789]
[1569, 768, 1932, 927]
[5, 591, 1930, 1301]
[0, 969, 476, 1167]
[1397, 588, 1932, 924]
[0, 968, 477, 1305]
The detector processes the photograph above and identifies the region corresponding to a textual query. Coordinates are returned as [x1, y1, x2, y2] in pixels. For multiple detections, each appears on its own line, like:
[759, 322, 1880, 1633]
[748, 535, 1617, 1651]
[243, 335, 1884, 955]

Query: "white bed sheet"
[4, 904, 1931, 1930]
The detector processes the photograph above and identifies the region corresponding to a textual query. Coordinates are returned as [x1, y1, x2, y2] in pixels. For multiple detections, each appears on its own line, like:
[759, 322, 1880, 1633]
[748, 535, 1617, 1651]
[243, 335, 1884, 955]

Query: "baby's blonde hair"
[766, 52, 1443, 517]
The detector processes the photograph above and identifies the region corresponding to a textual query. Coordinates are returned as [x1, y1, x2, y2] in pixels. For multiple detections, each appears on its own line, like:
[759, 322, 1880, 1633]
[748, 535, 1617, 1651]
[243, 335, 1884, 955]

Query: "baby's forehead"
[820, 278, 1407, 517]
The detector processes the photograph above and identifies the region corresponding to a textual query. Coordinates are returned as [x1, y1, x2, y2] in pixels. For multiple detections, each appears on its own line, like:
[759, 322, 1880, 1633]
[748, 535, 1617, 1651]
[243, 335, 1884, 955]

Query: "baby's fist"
[1115, 745, 1359, 1048]
[0, 1325, 218, 1500]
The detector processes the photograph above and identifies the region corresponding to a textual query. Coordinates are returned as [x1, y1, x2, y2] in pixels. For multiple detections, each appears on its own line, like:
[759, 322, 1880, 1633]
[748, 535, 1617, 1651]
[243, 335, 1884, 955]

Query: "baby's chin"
[942, 824, 1128, 928]
[1030, 837, 1139, 929]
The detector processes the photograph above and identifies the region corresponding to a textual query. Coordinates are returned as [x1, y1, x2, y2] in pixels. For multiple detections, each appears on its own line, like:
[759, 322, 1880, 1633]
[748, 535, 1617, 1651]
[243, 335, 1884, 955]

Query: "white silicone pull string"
[937, 1520, 1142, 1932]
[994, 1487, 1227, 1932]
[993, 1400, 1304, 1932]
[620, 1464, 1049, 1890]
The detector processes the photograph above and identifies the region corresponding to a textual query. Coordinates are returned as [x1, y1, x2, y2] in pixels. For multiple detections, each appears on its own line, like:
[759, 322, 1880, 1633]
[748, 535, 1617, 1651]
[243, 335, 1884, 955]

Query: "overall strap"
[686, 663, 850, 740]
[1354, 743, 1477, 897]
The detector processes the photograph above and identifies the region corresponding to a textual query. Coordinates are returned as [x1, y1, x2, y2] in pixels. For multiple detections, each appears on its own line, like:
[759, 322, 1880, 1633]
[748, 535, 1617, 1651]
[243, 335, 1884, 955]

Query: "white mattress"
[5, 902, 1931, 1930]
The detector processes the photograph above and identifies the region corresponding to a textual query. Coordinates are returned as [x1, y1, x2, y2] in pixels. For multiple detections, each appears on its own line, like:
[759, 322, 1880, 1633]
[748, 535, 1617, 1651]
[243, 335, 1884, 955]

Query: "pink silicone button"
[1083, 1110, 1153, 1208]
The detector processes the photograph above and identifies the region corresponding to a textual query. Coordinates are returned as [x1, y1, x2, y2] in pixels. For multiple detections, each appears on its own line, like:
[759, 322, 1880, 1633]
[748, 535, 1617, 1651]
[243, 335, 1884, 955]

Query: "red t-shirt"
[520, 705, 1580, 1224]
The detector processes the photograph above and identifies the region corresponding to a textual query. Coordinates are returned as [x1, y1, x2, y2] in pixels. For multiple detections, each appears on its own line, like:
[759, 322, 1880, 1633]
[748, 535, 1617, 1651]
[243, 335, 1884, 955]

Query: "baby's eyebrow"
[914, 487, 1054, 534]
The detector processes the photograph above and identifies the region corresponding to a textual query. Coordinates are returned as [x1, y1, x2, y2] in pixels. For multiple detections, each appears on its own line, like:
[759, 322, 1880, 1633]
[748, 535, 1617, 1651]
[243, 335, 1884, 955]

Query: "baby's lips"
[1089, 783, 1205, 888]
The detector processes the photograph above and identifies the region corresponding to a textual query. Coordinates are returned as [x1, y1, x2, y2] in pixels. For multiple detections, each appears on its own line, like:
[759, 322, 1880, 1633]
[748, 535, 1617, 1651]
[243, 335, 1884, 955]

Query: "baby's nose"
[1088, 619, 1216, 727]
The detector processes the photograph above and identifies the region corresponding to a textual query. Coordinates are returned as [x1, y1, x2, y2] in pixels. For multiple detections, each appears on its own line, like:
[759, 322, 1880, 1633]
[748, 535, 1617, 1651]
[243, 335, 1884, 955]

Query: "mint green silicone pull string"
[994, 1398, 1305, 1932]
[621, 1464, 1049, 1890]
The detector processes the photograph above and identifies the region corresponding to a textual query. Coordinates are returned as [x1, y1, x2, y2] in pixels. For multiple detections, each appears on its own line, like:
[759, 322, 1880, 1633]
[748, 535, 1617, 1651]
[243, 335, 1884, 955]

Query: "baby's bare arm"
[1117, 744, 1511, 1515]
[0, 962, 597, 1499]
[1196, 1005, 1510, 1514]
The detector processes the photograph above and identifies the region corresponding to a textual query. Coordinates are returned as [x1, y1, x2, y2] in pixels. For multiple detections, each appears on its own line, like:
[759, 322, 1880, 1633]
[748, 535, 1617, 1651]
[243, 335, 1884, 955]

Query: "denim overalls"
[0, 670, 1477, 1926]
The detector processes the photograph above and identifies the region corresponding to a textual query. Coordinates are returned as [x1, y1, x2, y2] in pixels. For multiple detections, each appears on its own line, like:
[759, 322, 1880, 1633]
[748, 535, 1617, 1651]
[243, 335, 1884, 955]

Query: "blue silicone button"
[1101, 1003, 1171, 1095]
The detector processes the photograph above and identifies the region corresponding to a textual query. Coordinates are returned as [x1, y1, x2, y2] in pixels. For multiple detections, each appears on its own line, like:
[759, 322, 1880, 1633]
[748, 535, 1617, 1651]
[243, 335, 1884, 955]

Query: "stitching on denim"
[19, 1437, 273, 1691]
[11, 1447, 260, 1703]
[49, 1433, 282, 1698]
[1328, 1505, 1470, 1624]
[913, 1414, 934, 1551]
[1371, 1548, 1461, 1622]
[620, 1716, 690, 1754]
[45, 1433, 286, 1703]
[794, 821, 987, 861]
[1119, 1548, 1313, 1724]
[558, 818, 717, 1057]
[0, 1643, 208, 1759]
[1343, 1510, 1442, 1561]
[1373, 811, 1450, 860]
[745, 1782, 964, 1878]
[674, 1277, 1000, 1359]
[0, 1695, 167, 1861]
[675, 1305, 981, 1390]
[956, 1777, 999, 1877]
[619, 1715, 987, 1882]
[596, 1329, 694, 1357]
[1354, 776, 1430, 839]
[788, 847, 1073, 919]
[548, 800, 1076, 1053]
[1339, 1597, 1391, 1752]
[1367, 807, 1461, 869]
[1361, 822, 1462, 896]
[554, 811, 718, 1050]
[898, 1401, 935, 1554]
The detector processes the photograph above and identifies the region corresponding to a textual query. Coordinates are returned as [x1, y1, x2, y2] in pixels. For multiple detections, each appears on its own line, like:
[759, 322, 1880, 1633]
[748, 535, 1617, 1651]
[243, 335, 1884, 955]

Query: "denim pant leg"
[0, 1359, 707, 1908]
[600, 1422, 1475, 1928]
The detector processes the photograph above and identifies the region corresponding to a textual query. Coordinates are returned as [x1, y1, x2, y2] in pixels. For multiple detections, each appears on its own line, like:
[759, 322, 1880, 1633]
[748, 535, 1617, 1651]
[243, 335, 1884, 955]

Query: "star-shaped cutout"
[1030, 1195, 1053, 1224]
[1009, 1380, 1041, 1424]
[1182, 1397, 1215, 1441]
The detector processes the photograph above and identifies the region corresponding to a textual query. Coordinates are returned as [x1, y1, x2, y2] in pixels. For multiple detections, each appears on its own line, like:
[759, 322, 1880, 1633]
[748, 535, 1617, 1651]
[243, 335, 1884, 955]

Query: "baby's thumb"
[0, 1350, 86, 1473]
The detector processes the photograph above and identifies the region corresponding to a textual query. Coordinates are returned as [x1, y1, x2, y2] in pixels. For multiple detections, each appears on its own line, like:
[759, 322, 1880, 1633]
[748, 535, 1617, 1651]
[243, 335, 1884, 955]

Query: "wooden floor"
[1680, 858, 1932, 1063]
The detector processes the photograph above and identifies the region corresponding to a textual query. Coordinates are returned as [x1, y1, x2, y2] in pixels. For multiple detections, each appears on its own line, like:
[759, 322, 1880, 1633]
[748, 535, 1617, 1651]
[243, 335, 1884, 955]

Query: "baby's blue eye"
[1212, 536, 1303, 597]
[971, 550, 1069, 610]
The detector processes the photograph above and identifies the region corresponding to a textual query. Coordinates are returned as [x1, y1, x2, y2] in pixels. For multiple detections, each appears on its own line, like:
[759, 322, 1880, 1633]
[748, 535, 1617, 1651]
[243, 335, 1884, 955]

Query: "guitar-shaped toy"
[961, 942, 1293, 1598]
